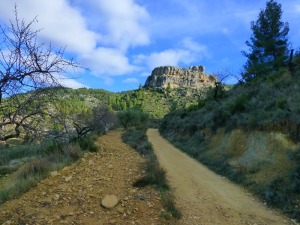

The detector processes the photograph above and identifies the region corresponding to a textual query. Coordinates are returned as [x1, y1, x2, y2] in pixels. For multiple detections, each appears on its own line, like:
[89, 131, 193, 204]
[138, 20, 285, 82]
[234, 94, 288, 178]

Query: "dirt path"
[0, 131, 174, 225]
[147, 129, 295, 225]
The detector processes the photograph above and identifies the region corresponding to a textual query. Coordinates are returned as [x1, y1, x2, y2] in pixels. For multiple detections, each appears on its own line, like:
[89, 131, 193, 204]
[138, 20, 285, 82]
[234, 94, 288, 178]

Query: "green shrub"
[160, 190, 182, 219]
[17, 158, 51, 180]
[135, 156, 169, 190]
[122, 128, 180, 219]
[0, 132, 97, 206]
[260, 176, 297, 217]
[0, 166, 16, 176]
[180, 111, 187, 119]
[117, 110, 149, 130]
[228, 93, 250, 114]
[212, 108, 230, 130]
[0, 176, 37, 205]
[0, 145, 40, 166]
[276, 98, 287, 110]
[122, 128, 152, 156]
[288, 149, 300, 194]
[6, 138, 22, 146]
[293, 51, 300, 76]
[76, 133, 98, 152]
[186, 104, 199, 112]
[44, 140, 65, 155]
[64, 143, 82, 161]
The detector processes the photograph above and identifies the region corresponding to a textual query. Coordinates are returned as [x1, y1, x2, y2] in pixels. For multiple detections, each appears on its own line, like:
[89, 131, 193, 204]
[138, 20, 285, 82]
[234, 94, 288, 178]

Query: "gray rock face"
[144, 66, 217, 89]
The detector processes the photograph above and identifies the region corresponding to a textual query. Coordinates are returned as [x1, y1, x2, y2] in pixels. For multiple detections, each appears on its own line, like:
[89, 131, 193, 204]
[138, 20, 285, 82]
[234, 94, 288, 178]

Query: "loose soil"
[147, 129, 296, 225]
[1, 129, 296, 225]
[0, 131, 174, 225]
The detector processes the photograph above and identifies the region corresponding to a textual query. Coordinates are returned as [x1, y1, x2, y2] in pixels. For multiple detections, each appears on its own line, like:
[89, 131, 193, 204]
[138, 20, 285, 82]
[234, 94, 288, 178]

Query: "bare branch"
[0, 6, 82, 141]
[211, 69, 238, 101]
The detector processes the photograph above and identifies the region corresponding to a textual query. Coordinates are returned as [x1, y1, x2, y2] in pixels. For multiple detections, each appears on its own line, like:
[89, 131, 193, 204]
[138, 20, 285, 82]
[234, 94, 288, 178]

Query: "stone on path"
[101, 195, 119, 209]
[50, 171, 59, 177]
[65, 176, 72, 182]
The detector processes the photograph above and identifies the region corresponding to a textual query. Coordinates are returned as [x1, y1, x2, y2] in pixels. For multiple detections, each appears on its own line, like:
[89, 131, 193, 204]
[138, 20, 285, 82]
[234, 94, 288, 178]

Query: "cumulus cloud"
[58, 77, 88, 89]
[51, 73, 88, 89]
[135, 37, 208, 69]
[0, 0, 97, 53]
[79, 47, 137, 76]
[90, 0, 150, 51]
[0, 0, 151, 87]
[139, 49, 190, 69]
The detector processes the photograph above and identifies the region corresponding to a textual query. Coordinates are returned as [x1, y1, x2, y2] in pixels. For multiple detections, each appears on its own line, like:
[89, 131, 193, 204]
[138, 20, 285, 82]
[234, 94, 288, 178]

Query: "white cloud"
[123, 78, 139, 84]
[0, 0, 97, 54]
[79, 47, 137, 76]
[59, 78, 88, 89]
[55, 74, 88, 89]
[142, 49, 190, 69]
[181, 37, 207, 53]
[135, 37, 208, 69]
[0, 0, 151, 84]
[80, 0, 150, 51]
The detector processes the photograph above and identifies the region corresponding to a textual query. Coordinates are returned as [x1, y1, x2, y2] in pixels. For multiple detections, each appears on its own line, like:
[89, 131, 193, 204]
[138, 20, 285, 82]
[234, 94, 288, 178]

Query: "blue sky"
[0, 0, 299, 92]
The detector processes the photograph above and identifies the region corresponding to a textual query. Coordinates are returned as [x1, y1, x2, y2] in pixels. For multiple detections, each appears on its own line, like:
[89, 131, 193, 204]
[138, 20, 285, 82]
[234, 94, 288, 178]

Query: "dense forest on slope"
[0, 85, 207, 141]
[50, 86, 206, 119]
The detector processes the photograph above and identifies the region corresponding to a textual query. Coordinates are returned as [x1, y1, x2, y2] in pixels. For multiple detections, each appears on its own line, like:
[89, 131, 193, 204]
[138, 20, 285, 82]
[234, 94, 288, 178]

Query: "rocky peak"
[144, 66, 217, 89]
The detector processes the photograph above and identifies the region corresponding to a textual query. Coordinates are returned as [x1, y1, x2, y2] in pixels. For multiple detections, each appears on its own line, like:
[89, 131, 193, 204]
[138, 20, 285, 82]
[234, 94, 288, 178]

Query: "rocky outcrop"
[144, 66, 217, 89]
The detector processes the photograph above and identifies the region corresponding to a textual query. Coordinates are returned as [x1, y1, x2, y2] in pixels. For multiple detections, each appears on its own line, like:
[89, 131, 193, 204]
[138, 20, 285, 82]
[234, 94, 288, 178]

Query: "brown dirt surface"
[147, 129, 297, 225]
[0, 130, 175, 225]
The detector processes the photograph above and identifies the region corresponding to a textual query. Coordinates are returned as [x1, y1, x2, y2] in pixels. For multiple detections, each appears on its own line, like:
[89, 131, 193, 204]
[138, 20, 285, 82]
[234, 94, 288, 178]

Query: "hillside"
[147, 129, 292, 225]
[50, 85, 207, 119]
[159, 68, 300, 220]
[0, 67, 214, 142]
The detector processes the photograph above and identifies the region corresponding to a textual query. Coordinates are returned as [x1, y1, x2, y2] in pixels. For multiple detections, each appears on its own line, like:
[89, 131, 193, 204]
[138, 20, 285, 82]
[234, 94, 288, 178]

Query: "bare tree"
[212, 69, 237, 101]
[0, 7, 80, 140]
[72, 107, 116, 139]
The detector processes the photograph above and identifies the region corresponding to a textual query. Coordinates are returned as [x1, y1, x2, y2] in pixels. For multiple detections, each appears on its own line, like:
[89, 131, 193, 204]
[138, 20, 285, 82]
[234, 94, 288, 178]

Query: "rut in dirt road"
[147, 129, 295, 225]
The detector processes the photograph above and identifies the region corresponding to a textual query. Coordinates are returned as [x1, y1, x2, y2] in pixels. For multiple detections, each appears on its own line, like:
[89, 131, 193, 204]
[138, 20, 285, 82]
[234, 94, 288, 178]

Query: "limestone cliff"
[144, 66, 217, 89]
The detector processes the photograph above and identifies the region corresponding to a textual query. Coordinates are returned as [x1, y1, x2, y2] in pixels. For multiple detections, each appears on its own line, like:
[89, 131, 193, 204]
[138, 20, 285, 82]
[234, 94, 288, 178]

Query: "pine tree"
[242, 0, 289, 81]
